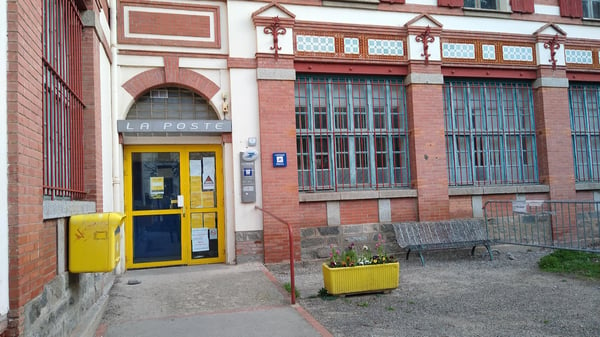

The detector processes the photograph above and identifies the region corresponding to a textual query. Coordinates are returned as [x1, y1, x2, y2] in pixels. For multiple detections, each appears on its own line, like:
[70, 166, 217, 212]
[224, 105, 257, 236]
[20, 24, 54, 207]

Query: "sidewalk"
[94, 263, 331, 337]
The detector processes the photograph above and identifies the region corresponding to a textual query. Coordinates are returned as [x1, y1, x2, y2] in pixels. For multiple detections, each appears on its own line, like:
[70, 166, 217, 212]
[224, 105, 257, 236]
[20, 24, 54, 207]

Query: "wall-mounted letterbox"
[69, 212, 125, 273]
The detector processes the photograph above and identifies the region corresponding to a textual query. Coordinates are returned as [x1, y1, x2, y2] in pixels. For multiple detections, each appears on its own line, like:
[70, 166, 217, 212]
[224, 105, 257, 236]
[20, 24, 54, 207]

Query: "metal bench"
[392, 219, 493, 266]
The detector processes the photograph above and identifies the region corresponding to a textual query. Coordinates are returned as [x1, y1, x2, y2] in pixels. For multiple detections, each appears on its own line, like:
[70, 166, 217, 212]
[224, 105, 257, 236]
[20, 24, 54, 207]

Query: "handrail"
[255, 205, 296, 305]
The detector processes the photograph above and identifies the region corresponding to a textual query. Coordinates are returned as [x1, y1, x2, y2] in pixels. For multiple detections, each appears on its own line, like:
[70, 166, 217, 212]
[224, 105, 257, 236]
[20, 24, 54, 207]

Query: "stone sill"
[575, 182, 600, 191]
[43, 200, 96, 220]
[299, 189, 417, 202]
[449, 184, 550, 196]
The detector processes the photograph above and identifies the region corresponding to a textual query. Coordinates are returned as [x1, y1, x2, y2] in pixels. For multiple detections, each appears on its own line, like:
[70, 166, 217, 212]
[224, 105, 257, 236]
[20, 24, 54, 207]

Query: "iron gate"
[483, 200, 600, 253]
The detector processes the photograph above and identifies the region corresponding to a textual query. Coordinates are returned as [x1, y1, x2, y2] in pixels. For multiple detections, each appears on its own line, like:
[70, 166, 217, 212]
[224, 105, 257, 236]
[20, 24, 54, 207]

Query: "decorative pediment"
[404, 14, 443, 30]
[534, 23, 567, 38]
[252, 2, 295, 26]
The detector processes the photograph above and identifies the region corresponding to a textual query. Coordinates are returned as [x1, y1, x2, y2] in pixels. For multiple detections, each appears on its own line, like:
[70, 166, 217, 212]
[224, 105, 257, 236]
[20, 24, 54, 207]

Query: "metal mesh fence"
[484, 200, 600, 252]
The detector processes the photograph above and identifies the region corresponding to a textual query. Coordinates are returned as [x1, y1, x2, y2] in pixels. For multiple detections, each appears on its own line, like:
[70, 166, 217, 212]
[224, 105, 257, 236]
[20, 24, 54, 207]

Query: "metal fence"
[483, 200, 600, 253]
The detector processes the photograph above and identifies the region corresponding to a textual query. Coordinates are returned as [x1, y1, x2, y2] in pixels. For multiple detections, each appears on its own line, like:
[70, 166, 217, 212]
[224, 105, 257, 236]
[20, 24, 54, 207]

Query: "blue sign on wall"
[273, 153, 287, 168]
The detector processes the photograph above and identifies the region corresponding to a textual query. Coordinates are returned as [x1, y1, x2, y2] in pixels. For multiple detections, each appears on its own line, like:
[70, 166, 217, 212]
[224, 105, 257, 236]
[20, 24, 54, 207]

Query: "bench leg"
[485, 243, 493, 261]
[418, 252, 425, 266]
[406, 248, 426, 266]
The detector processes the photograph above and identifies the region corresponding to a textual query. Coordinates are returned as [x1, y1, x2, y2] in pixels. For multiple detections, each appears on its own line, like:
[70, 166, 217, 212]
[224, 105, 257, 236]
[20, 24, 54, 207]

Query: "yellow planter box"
[322, 262, 400, 295]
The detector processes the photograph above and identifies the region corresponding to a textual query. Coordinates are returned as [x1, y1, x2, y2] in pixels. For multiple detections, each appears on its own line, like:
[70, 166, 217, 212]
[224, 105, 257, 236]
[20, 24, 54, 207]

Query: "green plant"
[538, 249, 600, 280]
[283, 282, 300, 298]
[328, 234, 396, 268]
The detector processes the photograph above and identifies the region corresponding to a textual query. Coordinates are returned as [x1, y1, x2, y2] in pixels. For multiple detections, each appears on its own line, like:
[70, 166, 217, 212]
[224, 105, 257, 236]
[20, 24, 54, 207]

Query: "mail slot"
[69, 212, 125, 273]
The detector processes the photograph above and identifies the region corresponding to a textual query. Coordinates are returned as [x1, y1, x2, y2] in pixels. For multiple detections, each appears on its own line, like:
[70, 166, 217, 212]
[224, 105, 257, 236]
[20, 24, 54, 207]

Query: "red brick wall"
[339, 200, 379, 224]
[299, 202, 328, 227]
[6, 0, 44, 335]
[390, 198, 419, 222]
[449, 196, 473, 218]
[575, 191, 594, 201]
[257, 56, 301, 263]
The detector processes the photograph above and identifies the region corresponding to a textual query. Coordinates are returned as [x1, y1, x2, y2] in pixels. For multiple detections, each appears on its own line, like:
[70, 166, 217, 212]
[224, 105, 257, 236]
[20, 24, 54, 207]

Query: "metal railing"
[255, 206, 296, 305]
[483, 200, 600, 253]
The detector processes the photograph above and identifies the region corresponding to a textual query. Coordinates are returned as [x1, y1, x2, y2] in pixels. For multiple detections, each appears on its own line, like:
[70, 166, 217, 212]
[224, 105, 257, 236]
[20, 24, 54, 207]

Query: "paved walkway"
[94, 263, 331, 337]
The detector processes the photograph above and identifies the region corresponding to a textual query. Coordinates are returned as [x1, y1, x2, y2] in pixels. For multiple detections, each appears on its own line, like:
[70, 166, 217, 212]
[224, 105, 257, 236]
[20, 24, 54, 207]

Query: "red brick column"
[406, 64, 450, 220]
[6, 0, 44, 335]
[533, 68, 576, 242]
[533, 68, 576, 200]
[82, 22, 104, 209]
[256, 56, 301, 263]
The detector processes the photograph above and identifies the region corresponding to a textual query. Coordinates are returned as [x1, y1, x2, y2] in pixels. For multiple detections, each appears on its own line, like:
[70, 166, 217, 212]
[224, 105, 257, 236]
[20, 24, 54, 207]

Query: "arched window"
[127, 87, 219, 120]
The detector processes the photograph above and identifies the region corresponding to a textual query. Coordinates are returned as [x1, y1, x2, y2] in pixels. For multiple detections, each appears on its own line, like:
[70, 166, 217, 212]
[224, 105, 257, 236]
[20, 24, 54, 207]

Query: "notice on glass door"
[150, 177, 164, 199]
[203, 157, 215, 191]
[191, 228, 209, 252]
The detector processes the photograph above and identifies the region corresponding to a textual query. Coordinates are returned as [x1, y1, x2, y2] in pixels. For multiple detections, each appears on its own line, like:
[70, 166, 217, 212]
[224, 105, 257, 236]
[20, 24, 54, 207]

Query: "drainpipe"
[109, 0, 124, 274]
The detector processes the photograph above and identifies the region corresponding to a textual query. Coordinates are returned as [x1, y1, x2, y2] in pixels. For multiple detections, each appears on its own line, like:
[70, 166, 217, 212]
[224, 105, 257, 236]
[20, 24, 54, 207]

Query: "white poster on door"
[203, 157, 215, 191]
[191, 228, 209, 252]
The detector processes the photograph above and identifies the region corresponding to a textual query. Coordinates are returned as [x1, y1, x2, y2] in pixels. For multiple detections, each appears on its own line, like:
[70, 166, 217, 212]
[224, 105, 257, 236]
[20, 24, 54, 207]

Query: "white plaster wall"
[406, 0, 437, 5]
[535, 4, 560, 15]
[229, 68, 262, 232]
[101, 43, 114, 212]
[0, 0, 7, 318]
[228, 1, 258, 58]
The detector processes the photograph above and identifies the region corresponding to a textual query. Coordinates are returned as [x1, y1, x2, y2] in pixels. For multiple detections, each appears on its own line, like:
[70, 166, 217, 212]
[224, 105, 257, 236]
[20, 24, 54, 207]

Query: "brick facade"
[6, 0, 44, 334]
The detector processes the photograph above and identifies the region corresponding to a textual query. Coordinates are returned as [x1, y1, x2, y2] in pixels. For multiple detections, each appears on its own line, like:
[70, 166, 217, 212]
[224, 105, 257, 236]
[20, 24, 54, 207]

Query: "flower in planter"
[328, 234, 395, 268]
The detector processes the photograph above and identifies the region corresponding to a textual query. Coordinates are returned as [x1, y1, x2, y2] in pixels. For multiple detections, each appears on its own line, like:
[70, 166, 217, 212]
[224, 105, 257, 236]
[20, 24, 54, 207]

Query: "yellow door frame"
[123, 144, 225, 269]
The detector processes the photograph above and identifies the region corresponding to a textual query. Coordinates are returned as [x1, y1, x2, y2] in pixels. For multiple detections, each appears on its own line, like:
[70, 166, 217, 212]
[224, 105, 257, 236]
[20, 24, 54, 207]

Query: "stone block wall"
[300, 223, 403, 262]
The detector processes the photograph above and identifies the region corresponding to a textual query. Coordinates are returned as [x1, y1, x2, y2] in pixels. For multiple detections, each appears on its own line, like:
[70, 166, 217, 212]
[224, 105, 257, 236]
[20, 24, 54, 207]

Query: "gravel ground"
[266, 245, 600, 337]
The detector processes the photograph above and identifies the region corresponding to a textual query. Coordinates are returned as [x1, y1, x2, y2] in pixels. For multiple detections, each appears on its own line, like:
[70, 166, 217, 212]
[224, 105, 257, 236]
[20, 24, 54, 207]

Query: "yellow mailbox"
[69, 212, 125, 273]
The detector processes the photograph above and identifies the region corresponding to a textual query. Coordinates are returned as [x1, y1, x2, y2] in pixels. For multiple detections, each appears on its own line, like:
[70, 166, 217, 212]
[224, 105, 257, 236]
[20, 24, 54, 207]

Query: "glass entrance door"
[124, 145, 224, 269]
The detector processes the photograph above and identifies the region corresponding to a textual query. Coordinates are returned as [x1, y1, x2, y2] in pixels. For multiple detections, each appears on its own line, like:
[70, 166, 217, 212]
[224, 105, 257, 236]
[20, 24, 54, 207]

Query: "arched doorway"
[119, 87, 229, 269]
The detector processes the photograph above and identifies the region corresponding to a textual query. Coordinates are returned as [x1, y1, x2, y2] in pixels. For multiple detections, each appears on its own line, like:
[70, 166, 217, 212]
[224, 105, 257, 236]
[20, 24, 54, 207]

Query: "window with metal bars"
[295, 76, 410, 192]
[464, 0, 499, 9]
[569, 83, 600, 182]
[43, 0, 85, 199]
[444, 80, 538, 186]
[582, 0, 600, 18]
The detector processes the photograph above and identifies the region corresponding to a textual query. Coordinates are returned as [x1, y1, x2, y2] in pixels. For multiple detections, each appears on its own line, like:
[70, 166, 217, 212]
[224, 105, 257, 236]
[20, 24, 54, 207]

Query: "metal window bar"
[484, 200, 600, 253]
[444, 81, 538, 186]
[295, 76, 410, 192]
[570, 84, 600, 182]
[43, 0, 85, 199]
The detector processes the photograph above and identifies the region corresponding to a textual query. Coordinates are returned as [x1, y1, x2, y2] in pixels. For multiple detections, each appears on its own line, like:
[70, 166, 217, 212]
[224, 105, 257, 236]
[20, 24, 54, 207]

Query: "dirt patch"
[267, 245, 600, 337]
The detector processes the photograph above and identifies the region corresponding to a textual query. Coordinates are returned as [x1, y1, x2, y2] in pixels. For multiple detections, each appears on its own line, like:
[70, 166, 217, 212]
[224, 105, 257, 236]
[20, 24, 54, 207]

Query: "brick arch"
[122, 57, 220, 102]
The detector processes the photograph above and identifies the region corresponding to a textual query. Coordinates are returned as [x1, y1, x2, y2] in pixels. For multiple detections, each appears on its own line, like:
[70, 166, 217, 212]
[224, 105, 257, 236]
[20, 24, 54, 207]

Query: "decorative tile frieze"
[502, 46, 534, 62]
[344, 38, 360, 54]
[295, 30, 407, 61]
[565, 49, 593, 64]
[442, 43, 475, 59]
[296, 35, 335, 53]
[482, 44, 496, 60]
[368, 39, 404, 56]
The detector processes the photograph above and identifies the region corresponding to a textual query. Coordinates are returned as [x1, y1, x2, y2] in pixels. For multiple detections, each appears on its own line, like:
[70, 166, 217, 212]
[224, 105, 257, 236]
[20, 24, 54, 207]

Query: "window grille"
[444, 80, 538, 186]
[582, 0, 600, 18]
[464, 0, 499, 9]
[43, 0, 85, 199]
[570, 83, 600, 182]
[127, 87, 218, 120]
[295, 76, 410, 192]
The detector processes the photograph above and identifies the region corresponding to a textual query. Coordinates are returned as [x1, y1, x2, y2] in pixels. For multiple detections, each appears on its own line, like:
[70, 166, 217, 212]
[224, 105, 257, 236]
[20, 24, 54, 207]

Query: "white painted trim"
[535, 4, 560, 16]
[0, 0, 8, 317]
